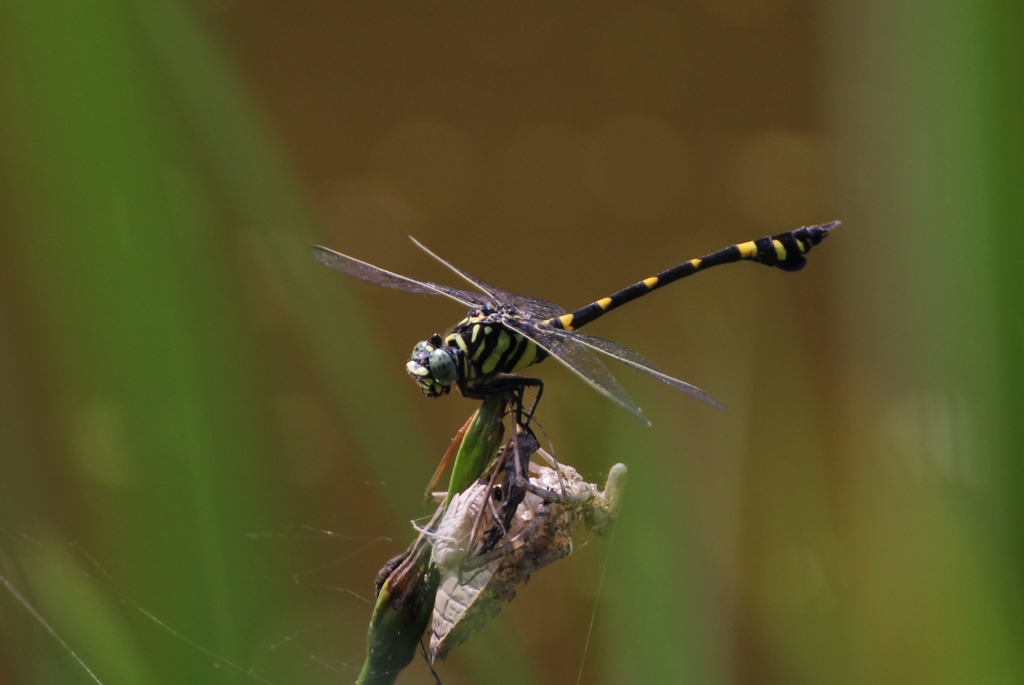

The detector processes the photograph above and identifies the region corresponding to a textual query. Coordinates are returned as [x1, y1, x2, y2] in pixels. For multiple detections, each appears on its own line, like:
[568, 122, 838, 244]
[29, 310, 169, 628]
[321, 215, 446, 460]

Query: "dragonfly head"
[406, 334, 457, 398]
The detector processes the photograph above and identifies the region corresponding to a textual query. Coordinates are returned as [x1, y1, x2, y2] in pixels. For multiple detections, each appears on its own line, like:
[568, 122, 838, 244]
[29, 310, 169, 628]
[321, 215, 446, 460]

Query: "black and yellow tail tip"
[744, 220, 840, 272]
[802, 220, 841, 241]
[789, 220, 840, 268]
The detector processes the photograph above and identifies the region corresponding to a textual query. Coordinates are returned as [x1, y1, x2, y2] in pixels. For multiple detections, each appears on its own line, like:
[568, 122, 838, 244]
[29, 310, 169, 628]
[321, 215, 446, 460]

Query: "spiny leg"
[458, 378, 543, 553]
[514, 380, 544, 430]
[529, 431, 567, 499]
[466, 375, 543, 430]
[501, 423, 539, 539]
[520, 382, 544, 430]
[480, 426, 540, 554]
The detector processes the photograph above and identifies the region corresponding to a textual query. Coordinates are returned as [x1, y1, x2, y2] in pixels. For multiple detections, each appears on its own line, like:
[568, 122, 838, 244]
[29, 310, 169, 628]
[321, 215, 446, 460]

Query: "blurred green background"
[1, 1, 1022, 684]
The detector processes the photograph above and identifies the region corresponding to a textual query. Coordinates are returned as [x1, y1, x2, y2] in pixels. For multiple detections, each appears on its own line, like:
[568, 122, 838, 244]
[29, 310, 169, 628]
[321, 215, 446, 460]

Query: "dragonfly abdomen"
[551, 222, 838, 331]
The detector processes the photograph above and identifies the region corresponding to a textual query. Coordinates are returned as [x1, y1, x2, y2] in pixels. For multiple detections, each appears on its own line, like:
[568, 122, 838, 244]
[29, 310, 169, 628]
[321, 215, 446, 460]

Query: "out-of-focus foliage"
[0, 1, 1021, 684]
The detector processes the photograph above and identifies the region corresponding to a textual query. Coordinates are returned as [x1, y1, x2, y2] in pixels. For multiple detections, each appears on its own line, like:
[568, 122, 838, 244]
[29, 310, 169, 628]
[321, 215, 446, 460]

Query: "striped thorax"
[406, 307, 548, 399]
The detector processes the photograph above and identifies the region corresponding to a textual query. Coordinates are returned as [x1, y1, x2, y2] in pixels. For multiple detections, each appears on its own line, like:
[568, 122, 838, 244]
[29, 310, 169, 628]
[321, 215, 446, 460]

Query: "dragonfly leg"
[514, 380, 544, 429]
[479, 428, 540, 554]
[531, 446, 567, 499]
[462, 376, 543, 430]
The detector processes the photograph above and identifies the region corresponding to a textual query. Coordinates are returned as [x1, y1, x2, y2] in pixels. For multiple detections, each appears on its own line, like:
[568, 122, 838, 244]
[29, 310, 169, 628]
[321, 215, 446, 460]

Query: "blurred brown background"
[2, 0, 1021, 684]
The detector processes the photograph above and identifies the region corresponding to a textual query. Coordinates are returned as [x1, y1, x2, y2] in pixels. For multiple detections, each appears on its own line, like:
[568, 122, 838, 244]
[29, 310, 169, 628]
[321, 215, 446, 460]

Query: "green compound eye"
[429, 348, 457, 385]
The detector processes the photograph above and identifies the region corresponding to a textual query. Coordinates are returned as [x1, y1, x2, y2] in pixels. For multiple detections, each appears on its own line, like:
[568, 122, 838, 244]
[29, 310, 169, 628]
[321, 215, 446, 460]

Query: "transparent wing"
[310, 245, 492, 308]
[538, 325, 727, 411]
[501, 318, 649, 425]
[504, 294, 566, 320]
[409, 237, 565, 319]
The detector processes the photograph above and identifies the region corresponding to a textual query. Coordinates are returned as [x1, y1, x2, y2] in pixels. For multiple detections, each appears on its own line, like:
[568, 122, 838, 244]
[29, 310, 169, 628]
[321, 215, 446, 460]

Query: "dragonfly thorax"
[406, 334, 458, 398]
[406, 312, 547, 400]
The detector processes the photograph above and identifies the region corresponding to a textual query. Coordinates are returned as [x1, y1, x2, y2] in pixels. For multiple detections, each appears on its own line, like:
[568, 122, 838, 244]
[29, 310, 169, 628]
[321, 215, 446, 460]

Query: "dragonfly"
[311, 221, 838, 425]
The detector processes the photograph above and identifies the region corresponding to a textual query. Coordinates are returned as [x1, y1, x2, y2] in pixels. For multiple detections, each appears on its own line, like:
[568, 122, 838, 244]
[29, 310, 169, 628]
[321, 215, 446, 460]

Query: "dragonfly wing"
[506, 294, 565, 320]
[409, 237, 565, 319]
[538, 325, 726, 410]
[409, 237, 514, 304]
[502, 318, 649, 425]
[310, 245, 490, 308]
